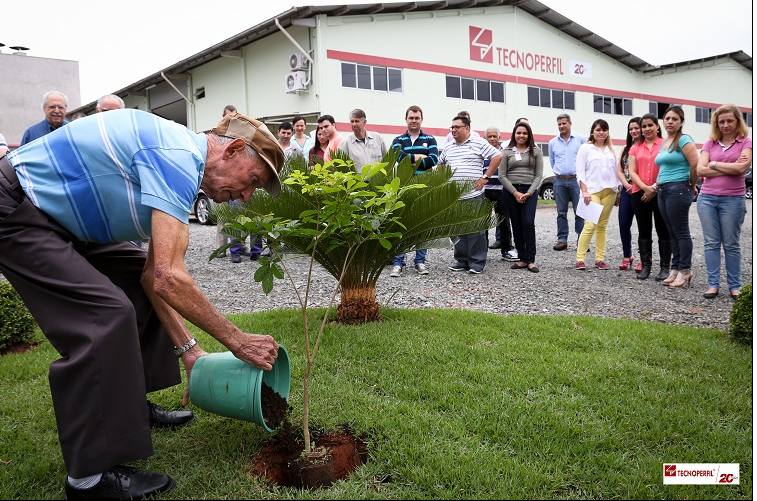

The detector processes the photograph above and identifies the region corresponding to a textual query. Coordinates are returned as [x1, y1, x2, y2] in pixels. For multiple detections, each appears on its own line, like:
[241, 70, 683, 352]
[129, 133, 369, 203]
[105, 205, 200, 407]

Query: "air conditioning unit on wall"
[284, 70, 308, 93]
[289, 52, 308, 70]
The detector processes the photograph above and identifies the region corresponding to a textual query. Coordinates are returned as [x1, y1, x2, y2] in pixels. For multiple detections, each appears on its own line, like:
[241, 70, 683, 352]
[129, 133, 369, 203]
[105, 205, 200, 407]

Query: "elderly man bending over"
[0, 109, 284, 500]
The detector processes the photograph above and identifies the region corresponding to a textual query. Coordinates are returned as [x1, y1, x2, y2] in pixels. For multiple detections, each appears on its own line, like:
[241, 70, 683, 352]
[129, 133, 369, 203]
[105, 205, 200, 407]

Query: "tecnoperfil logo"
[469, 26, 493, 63]
[662, 463, 740, 485]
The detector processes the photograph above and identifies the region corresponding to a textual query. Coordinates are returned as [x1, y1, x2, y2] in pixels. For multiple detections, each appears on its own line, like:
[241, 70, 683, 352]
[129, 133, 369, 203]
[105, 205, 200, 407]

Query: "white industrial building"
[67, 0, 751, 168]
[0, 50, 80, 147]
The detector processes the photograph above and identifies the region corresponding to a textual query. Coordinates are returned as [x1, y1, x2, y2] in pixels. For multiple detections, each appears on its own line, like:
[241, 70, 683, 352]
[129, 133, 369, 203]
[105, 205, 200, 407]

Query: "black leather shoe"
[147, 401, 194, 429]
[65, 465, 175, 500]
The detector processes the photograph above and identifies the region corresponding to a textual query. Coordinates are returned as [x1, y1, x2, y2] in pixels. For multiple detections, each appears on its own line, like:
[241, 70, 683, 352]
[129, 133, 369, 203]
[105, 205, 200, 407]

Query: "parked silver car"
[191, 190, 212, 225]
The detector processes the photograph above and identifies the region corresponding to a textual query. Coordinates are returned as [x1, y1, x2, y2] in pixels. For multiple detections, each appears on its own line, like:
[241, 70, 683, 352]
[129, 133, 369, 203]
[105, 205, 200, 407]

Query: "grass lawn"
[0, 309, 751, 499]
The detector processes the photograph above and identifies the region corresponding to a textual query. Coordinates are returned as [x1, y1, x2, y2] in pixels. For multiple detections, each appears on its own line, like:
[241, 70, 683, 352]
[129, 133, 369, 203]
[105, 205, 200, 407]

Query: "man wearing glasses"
[439, 114, 503, 274]
[96, 94, 125, 113]
[21, 91, 70, 145]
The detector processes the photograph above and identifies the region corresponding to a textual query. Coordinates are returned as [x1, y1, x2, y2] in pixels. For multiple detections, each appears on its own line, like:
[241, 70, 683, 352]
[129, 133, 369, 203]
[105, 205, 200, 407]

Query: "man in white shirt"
[277, 122, 302, 159]
[439, 114, 503, 274]
[338, 109, 387, 174]
[443, 110, 480, 147]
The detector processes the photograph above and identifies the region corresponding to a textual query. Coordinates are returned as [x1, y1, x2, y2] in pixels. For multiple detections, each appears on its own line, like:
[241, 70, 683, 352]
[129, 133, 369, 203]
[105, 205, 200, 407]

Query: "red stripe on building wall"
[327, 50, 753, 113]
[329, 50, 518, 83]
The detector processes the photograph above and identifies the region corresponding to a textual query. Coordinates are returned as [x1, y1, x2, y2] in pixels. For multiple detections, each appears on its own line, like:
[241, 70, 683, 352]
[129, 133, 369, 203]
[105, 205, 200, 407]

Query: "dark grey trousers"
[0, 158, 180, 477]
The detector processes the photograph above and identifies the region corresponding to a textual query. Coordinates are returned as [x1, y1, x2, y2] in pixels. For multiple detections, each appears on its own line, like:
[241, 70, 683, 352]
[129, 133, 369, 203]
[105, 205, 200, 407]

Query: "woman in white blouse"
[575, 119, 622, 270]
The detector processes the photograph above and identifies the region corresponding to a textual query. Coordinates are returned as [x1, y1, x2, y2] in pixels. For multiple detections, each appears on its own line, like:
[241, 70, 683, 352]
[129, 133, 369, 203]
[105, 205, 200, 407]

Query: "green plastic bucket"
[189, 345, 290, 432]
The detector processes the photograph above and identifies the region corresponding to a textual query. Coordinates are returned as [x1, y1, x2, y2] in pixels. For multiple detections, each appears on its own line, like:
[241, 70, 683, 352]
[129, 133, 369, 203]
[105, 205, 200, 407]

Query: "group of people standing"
[576, 104, 751, 299]
[288, 105, 750, 299]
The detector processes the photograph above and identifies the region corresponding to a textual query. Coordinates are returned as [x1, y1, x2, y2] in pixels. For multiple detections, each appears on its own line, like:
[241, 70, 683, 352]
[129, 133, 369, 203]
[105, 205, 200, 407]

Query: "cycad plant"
[211, 148, 498, 324]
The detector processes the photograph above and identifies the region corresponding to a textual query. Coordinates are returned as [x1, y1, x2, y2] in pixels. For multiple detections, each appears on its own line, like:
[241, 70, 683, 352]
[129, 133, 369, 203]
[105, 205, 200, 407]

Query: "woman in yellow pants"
[575, 119, 622, 270]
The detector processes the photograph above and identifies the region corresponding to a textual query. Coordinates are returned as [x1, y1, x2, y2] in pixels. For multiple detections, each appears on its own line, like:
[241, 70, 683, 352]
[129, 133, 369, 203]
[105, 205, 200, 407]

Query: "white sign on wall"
[569, 60, 592, 79]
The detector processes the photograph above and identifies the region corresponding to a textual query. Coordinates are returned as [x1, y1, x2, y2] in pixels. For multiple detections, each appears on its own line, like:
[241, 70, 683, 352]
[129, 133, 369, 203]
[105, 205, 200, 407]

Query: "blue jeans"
[617, 188, 635, 258]
[657, 181, 694, 271]
[393, 249, 427, 267]
[553, 176, 584, 243]
[696, 194, 746, 291]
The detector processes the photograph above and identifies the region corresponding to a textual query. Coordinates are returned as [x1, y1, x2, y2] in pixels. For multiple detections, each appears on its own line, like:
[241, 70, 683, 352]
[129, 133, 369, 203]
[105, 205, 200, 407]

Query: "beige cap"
[212, 112, 285, 197]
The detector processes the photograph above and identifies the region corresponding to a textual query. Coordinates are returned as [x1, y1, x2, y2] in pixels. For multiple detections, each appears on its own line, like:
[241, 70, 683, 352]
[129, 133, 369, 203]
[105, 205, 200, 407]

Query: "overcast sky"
[2, 0, 752, 105]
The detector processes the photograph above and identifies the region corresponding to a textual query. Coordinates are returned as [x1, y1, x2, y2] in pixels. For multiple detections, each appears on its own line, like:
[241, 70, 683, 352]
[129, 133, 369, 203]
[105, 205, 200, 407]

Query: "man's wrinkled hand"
[233, 334, 279, 371]
[180, 345, 209, 407]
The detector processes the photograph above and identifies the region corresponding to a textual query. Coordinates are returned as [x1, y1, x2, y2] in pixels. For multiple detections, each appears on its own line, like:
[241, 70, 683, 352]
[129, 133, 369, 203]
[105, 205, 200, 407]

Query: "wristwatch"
[174, 337, 197, 357]
[481, 175, 490, 179]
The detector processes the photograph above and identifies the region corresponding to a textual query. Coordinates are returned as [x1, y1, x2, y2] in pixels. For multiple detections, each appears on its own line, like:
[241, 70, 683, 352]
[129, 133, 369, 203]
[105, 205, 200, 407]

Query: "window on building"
[695, 106, 716, 124]
[744, 112, 753, 128]
[649, 101, 674, 119]
[593, 94, 632, 116]
[341, 62, 403, 93]
[527, 86, 575, 110]
[536, 142, 550, 158]
[445, 76, 505, 103]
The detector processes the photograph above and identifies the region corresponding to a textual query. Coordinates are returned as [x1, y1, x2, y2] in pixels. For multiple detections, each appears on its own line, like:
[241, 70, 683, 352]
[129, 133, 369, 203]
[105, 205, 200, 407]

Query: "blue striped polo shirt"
[9, 109, 207, 242]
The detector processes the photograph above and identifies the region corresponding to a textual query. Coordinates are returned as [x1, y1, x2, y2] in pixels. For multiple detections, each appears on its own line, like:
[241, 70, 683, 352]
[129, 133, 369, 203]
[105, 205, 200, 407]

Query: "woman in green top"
[654, 105, 699, 288]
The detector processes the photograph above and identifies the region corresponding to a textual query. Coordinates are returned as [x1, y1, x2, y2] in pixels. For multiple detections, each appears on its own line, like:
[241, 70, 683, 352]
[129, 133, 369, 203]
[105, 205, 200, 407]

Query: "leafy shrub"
[729, 284, 752, 345]
[0, 282, 36, 350]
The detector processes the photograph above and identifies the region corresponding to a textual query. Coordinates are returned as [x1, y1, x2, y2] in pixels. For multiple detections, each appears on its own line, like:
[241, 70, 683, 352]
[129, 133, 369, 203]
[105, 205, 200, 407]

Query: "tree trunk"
[336, 283, 381, 324]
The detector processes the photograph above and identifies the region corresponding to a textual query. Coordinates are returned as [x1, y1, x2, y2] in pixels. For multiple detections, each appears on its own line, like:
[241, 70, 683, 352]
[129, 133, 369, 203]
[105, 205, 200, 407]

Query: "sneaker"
[575, 261, 586, 270]
[595, 260, 609, 270]
[468, 268, 483, 275]
[553, 241, 568, 251]
[502, 249, 519, 261]
[389, 265, 403, 277]
[448, 262, 467, 272]
[231, 254, 242, 263]
[414, 263, 429, 275]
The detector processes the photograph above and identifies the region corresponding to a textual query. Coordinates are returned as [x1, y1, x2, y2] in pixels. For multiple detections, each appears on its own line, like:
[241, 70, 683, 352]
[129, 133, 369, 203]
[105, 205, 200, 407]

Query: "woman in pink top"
[628, 113, 671, 281]
[696, 104, 752, 300]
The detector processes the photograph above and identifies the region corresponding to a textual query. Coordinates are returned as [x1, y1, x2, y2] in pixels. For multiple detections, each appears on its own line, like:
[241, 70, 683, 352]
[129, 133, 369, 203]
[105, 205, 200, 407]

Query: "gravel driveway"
[187, 201, 752, 333]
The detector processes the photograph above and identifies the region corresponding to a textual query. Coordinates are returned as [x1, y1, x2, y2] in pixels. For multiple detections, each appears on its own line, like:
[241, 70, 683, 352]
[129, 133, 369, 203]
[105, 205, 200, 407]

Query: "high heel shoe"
[619, 256, 635, 270]
[668, 270, 693, 289]
[703, 288, 719, 299]
[662, 269, 679, 285]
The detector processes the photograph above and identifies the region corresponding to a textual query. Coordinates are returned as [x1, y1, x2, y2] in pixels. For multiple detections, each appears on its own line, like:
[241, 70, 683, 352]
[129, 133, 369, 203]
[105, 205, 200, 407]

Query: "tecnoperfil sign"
[469, 26, 592, 79]
[662, 463, 740, 485]
[469, 26, 565, 75]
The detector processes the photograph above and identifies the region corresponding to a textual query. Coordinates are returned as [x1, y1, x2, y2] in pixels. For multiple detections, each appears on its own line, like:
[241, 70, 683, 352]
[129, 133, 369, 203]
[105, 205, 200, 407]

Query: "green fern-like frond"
[210, 152, 497, 290]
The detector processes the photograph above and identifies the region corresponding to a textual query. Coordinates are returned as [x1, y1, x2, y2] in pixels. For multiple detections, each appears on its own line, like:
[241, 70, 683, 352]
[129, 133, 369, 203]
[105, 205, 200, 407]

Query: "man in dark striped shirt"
[388, 106, 439, 277]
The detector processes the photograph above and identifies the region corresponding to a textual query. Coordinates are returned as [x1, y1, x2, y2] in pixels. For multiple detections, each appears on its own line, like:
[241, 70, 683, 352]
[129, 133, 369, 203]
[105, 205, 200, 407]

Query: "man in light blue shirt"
[1, 109, 284, 499]
[548, 113, 586, 251]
